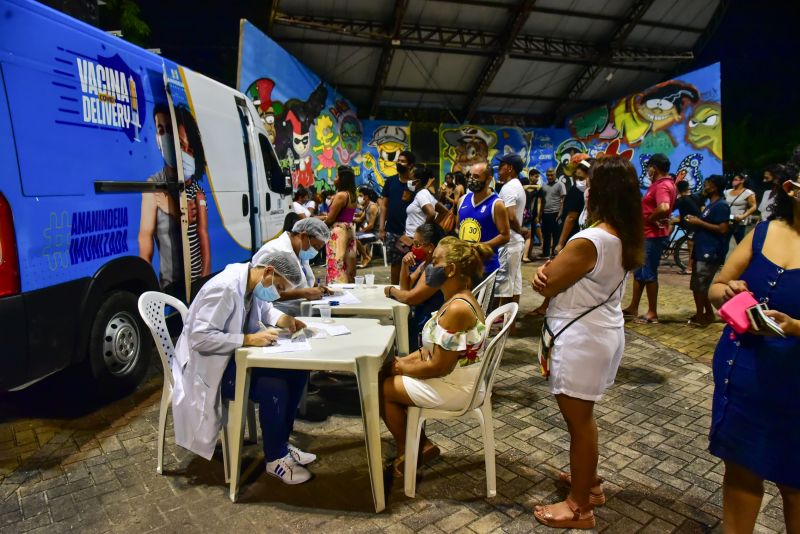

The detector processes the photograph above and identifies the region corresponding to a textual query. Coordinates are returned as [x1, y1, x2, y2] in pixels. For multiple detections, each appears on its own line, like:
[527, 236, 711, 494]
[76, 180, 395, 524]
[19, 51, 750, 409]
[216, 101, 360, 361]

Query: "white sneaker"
[266, 454, 312, 485]
[288, 444, 317, 466]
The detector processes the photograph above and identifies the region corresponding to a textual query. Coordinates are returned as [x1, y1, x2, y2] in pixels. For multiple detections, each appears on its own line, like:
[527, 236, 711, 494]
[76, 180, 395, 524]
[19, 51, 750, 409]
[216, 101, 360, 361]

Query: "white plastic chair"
[138, 291, 257, 479]
[371, 239, 388, 267]
[472, 268, 498, 315]
[403, 302, 518, 498]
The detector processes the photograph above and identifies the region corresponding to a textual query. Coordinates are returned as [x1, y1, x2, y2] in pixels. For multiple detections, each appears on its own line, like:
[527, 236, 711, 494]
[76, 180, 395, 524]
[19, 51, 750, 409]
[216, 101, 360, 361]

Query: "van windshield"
[258, 134, 289, 194]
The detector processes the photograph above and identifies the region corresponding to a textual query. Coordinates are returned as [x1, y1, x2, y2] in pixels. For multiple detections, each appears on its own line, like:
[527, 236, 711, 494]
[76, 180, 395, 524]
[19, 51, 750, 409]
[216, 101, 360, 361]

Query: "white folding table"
[300, 284, 411, 355]
[226, 317, 396, 512]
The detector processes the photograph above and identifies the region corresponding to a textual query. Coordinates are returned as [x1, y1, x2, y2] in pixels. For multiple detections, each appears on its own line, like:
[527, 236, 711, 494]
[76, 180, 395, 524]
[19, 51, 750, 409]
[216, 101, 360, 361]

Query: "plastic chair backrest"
[452, 302, 518, 415]
[472, 269, 498, 315]
[138, 291, 188, 388]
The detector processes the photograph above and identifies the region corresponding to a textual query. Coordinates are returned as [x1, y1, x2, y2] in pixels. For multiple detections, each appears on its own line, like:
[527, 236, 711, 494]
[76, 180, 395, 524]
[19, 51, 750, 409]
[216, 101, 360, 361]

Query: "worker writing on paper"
[171, 252, 316, 484]
[252, 217, 332, 316]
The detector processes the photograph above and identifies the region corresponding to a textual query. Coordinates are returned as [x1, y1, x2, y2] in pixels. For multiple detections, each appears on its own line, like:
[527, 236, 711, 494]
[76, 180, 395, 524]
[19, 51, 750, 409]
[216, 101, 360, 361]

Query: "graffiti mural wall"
[360, 121, 411, 194]
[567, 63, 722, 193]
[237, 20, 362, 192]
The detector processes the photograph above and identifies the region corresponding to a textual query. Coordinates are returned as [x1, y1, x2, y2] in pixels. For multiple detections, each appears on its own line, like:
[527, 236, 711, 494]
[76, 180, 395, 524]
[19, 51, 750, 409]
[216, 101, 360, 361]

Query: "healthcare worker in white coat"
[252, 217, 331, 316]
[172, 251, 316, 484]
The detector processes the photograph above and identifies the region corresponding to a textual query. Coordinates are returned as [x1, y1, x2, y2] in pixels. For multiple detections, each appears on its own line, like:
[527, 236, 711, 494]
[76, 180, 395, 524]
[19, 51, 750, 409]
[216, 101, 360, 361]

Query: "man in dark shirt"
[379, 150, 415, 284]
[672, 180, 704, 274]
[684, 174, 730, 326]
[554, 156, 590, 254]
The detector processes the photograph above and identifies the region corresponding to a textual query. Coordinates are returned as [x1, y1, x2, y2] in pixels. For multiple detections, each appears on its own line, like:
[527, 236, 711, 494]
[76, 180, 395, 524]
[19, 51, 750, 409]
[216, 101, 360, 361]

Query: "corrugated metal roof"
[269, 0, 723, 124]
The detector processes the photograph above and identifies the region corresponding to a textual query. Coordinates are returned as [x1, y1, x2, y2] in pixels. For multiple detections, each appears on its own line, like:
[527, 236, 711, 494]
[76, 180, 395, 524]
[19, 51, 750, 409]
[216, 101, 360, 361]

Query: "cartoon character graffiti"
[271, 84, 328, 189]
[554, 138, 588, 179]
[245, 78, 280, 143]
[686, 102, 722, 159]
[331, 100, 362, 168]
[313, 113, 339, 186]
[442, 126, 496, 174]
[613, 81, 700, 145]
[638, 152, 704, 193]
[363, 125, 408, 189]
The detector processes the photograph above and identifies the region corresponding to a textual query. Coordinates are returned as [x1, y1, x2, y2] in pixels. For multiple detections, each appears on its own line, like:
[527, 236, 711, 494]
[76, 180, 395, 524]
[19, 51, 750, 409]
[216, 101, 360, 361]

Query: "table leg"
[228, 362, 252, 502]
[354, 356, 385, 513]
[393, 306, 410, 356]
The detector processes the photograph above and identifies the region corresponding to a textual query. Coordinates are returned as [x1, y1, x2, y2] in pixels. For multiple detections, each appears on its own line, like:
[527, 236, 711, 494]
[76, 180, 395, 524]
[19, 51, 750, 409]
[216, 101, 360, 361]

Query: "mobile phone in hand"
[747, 304, 786, 338]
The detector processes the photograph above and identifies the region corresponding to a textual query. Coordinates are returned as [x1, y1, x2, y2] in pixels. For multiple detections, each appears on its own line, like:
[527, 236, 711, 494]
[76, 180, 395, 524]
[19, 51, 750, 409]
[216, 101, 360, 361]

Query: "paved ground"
[0, 259, 788, 533]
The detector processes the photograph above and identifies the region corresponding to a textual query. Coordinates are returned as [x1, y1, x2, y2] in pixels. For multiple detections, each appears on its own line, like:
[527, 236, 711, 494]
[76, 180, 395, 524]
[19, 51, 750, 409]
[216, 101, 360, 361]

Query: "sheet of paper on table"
[261, 334, 312, 354]
[304, 322, 351, 338]
[308, 290, 360, 306]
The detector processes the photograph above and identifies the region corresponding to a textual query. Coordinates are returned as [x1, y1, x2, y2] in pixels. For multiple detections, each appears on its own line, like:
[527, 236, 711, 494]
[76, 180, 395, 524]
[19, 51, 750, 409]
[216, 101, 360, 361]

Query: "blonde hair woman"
[380, 237, 493, 476]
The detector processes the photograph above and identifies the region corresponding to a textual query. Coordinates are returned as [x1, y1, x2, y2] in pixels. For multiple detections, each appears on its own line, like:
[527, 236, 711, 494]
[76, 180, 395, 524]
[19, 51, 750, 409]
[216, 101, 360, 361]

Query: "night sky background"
[101, 0, 800, 178]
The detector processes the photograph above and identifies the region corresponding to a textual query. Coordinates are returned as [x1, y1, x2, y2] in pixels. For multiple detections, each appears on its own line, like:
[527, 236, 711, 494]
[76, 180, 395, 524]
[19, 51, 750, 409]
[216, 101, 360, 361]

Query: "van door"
[245, 100, 290, 246]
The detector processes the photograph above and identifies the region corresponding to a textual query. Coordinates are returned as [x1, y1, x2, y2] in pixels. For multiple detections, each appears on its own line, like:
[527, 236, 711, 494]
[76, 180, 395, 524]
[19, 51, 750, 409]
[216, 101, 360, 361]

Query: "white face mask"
[575, 180, 587, 192]
[357, 196, 365, 205]
[407, 180, 417, 192]
[158, 132, 176, 168]
[181, 151, 196, 179]
[325, 198, 333, 206]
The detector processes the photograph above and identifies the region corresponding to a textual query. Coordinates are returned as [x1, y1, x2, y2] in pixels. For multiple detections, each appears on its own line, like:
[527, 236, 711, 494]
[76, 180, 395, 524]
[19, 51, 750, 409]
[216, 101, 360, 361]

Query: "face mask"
[299, 241, 319, 261]
[424, 264, 448, 289]
[407, 180, 417, 192]
[181, 152, 195, 180]
[467, 177, 485, 192]
[396, 163, 407, 175]
[357, 196, 365, 205]
[158, 133, 176, 167]
[325, 198, 333, 206]
[575, 180, 587, 192]
[253, 280, 280, 302]
[411, 246, 428, 262]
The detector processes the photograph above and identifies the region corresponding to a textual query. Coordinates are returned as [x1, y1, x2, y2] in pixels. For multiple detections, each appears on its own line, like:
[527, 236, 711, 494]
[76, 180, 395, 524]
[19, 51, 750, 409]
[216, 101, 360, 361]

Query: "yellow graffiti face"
[687, 103, 722, 159]
[636, 97, 681, 131]
[378, 141, 405, 176]
[315, 115, 335, 146]
[458, 218, 481, 242]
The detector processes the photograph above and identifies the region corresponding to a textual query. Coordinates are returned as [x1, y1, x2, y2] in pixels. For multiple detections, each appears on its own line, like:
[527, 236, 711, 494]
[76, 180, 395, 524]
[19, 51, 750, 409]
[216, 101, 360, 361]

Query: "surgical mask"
[575, 180, 587, 192]
[325, 198, 333, 206]
[299, 245, 318, 261]
[407, 180, 417, 192]
[424, 264, 448, 289]
[467, 176, 485, 192]
[158, 133, 176, 167]
[253, 281, 280, 302]
[357, 196, 365, 205]
[181, 152, 195, 180]
[411, 246, 428, 262]
[396, 163, 407, 175]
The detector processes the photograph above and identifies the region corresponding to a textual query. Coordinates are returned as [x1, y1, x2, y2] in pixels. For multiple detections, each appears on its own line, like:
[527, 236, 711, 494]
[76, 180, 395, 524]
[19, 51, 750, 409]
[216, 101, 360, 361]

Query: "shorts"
[690, 261, 720, 293]
[633, 236, 668, 283]
[402, 366, 481, 411]
[495, 242, 524, 297]
[384, 231, 405, 265]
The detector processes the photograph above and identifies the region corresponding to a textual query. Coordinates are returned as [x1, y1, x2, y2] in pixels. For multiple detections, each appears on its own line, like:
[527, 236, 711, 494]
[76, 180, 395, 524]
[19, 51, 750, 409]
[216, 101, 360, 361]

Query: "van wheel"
[88, 291, 151, 392]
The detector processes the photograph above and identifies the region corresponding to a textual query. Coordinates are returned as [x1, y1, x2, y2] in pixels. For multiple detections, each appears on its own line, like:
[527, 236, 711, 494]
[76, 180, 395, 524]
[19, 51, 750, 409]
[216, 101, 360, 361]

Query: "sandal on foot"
[557, 472, 606, 506]
[391, 443, 442, 477]
[533, 497, 595, 529]
[633, 315, 659, 324]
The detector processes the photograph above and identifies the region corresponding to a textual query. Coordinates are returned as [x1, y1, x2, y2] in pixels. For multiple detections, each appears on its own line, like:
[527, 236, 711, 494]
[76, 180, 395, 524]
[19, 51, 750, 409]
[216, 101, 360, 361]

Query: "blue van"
[0, 0, 292, 391]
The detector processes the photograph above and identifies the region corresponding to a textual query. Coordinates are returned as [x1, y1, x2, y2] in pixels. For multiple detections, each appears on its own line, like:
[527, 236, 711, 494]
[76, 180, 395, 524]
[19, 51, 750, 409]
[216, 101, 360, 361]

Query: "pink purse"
[718, 291, 758, 334]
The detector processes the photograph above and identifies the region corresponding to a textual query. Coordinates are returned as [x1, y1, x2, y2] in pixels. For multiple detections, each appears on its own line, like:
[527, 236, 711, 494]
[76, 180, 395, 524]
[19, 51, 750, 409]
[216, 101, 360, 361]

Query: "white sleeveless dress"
[546, 227, 627, 401]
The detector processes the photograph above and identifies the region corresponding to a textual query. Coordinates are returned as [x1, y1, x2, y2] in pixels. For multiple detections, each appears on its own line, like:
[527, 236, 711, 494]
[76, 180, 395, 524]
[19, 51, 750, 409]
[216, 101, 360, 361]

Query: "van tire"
[87, 290, 151, 392]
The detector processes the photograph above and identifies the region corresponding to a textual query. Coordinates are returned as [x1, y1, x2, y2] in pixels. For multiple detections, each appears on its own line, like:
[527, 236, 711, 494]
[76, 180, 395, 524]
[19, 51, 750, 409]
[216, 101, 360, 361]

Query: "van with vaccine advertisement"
[0, 0, 291, 391]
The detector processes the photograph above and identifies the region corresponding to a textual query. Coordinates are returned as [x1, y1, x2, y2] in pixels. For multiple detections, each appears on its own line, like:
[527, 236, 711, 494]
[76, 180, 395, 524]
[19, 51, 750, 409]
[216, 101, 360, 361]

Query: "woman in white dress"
[531, 156, 644, 529]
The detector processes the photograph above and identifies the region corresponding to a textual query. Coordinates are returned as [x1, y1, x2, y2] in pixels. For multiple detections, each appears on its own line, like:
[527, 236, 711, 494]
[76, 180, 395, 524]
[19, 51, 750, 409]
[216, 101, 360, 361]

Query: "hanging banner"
[566, 63, 722, 193]
[237, 20, 362, 192]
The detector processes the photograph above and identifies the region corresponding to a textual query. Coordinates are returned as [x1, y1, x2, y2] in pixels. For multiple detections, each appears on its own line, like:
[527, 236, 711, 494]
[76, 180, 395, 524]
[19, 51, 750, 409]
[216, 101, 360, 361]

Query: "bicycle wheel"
[674, 236, 690, 271]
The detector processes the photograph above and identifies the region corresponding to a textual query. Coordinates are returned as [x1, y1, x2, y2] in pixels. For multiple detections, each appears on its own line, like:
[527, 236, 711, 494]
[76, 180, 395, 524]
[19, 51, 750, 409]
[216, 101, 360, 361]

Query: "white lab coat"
[171, 262, 285, 460]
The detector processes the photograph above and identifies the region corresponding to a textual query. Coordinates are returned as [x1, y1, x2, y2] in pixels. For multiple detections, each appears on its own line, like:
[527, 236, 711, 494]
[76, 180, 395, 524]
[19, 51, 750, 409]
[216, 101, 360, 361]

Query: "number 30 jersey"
[457, 191, 501, 274]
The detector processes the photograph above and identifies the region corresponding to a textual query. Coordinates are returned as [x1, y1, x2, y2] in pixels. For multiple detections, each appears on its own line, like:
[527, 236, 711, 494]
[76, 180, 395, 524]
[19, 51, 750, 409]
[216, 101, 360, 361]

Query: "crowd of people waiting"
[170, 145, 800, 531]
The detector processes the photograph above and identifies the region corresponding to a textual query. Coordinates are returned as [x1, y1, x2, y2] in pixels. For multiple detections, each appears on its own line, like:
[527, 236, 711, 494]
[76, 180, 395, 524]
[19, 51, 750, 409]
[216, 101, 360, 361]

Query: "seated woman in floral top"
[380, 236, 491, 476]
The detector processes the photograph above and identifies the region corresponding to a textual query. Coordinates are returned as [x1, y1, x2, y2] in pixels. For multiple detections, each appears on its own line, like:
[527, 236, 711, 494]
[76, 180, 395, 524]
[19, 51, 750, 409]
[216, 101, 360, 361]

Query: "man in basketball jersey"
[456, 161, 510, 279]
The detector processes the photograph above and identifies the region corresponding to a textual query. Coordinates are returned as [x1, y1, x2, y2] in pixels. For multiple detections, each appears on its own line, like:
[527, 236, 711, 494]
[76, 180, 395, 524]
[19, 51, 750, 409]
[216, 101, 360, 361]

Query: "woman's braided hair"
[439, 236, 493, 283]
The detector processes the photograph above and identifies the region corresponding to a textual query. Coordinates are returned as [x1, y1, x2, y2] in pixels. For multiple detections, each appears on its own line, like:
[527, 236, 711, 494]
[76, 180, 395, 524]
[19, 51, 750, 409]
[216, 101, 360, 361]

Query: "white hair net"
[292, 217, 331, 242]
[253, 251, 304, 287]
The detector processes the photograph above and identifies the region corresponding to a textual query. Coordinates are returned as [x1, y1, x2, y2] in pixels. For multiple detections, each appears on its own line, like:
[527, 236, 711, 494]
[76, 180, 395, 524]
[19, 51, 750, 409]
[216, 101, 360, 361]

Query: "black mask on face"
[396, 163, 407, 175]
[467, 176, 486, 192]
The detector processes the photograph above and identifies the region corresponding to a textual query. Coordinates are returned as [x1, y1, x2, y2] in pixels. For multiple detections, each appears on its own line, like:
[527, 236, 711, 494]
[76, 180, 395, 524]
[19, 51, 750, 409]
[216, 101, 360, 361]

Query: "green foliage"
[100, 0, 150, 46]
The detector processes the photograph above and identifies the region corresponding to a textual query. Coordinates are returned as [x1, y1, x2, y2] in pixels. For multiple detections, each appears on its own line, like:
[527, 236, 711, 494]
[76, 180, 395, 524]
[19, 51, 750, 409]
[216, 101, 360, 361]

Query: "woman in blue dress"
[708, 167, 800, 533]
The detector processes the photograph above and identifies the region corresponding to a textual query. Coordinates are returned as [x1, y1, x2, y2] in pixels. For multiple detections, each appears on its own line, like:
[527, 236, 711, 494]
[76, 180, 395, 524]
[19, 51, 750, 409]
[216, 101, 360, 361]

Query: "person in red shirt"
[622, 154, 676, 323]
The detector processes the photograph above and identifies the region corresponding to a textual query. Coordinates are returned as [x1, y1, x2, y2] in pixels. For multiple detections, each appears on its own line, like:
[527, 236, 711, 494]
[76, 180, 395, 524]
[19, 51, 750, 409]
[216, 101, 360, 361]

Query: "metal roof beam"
[426, 0, 705, 33]
[335, 83, 603, 104]
[550, 0, 660, 125]
[369, 0, 409, 118]
[463, 0, 538, 122]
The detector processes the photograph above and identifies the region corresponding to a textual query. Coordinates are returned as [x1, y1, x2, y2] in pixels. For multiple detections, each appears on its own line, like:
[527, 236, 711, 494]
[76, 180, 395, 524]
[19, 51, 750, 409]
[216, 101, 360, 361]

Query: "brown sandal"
[534, 497, 595, 529]
[391, 442, 441, 477]
[558, 472, 606, 506]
